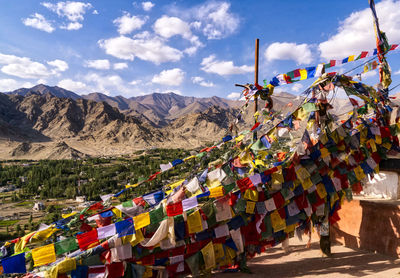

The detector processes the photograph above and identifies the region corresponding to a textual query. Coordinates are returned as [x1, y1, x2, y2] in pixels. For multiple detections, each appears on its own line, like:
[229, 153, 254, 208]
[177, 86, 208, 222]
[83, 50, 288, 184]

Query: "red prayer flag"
[236, 177, 253, 192]
[106, 262, 124, 278]
[251, 122, 261, 131]
[166, 202, 183, 217]
[88, 202, 104, 211]
[77, 229, 99, 250]
[272, 192, 285, 209]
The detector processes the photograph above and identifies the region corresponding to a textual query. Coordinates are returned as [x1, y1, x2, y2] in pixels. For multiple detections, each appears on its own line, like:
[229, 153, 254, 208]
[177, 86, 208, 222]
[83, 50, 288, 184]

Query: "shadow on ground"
[214, 242, 400, 278]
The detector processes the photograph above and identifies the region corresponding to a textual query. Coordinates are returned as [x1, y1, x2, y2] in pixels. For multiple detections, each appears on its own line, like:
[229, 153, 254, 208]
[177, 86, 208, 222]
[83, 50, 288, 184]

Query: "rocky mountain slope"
[0, 84, 358, 160]
[0, 90, 241, 159]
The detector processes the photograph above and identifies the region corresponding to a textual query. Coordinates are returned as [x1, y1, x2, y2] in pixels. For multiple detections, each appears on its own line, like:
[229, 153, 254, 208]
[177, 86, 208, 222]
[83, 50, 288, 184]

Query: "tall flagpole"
[254, 38, 259, 141]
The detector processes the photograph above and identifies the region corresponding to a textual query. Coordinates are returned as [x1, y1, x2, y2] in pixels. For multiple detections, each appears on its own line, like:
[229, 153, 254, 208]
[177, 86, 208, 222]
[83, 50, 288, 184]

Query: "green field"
[0, 219, 19, 226]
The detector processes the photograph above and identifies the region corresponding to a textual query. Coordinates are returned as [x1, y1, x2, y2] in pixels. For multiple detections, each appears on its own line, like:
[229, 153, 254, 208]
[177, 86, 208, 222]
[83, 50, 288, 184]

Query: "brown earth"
[214, 237, 400, 278]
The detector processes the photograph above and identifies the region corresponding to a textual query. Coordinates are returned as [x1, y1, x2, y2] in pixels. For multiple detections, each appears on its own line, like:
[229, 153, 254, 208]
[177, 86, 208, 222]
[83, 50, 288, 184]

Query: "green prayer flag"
[122, 200, 134, 207]
[261, 214, 273, 239]
[234, 198, 246, 213]
[201, 201, 217, 228]
[149, 206, 164, 224]
[55, 237, 78, 255]
[250, 139, 266, 151]
[347, 171, 357, 185]
[310, 173, 322, 185]
[223, 183, 235, 194]
[185, 252, 200, 276]
[302, 102, 318, 112]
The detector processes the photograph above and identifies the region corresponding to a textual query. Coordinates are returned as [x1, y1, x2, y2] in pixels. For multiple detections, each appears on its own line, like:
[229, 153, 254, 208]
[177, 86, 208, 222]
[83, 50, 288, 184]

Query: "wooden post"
[254, 38, 259, 141]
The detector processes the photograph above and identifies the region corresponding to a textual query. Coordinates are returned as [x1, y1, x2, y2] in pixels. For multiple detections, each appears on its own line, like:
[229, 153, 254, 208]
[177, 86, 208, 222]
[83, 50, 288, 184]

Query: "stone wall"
[331, 199, 400, 258]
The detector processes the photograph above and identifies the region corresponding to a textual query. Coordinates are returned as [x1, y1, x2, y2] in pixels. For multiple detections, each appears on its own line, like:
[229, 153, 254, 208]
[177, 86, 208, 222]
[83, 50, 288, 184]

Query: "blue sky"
[0, 0, 399, 99]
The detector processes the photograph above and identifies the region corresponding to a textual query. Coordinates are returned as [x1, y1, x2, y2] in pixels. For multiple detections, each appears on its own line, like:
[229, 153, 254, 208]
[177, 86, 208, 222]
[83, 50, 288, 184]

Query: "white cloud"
[0, 53, 55, 79]
[113, 12, 147, 35]
[58, 78, 89, 93]
[22, 13, 55, 33]
[200, 55, 252, 76]
[92, 9, 98, 15]
[152, 68, 185, 86]
[129, 79, 142, 85]
[291, 83, 304, 93]
[142, 1, 155, 11]
[0, 79, 34, 92]
[84, 59, 110, 70]
[47, 59, 69, 72]
[60, 21, 82, 30]
[191, 76, 214, 87]
[84, 72, 133, 95]
[195, 2, 239, 39]
[154, 16, 203, 55]
[42, 1, 93, 22]
[227, 92, 240, 99]
[395, 69, 400, 75]
[319, 0, 400, 59]
[361, 70, 378, 79]
[154, 16, 191, 39]
[265, 42, 313, 65]
[98, 35, 183, 64]
[113, 62, 128, 70]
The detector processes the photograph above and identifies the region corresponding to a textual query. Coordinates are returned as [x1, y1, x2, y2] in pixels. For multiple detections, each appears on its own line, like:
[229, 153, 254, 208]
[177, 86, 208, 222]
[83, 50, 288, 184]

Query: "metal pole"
[254, 38, 259, 141]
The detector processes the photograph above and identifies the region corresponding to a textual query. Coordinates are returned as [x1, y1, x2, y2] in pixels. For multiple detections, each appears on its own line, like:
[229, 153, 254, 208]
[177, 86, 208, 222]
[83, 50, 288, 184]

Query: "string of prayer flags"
[267, 43, 399, 87]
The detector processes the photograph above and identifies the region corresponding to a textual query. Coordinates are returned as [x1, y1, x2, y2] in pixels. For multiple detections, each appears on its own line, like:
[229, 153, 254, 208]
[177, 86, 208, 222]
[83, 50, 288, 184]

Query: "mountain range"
[0, 84, 360, 160]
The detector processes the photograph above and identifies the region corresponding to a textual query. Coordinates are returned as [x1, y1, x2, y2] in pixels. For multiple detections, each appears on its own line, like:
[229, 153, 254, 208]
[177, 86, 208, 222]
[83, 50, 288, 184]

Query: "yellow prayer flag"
[62, 212, 77, 219]
[245, 201, 256, 214]
[320, 148, 330, 158]
[187, 210, 203, 234]
[209, 186, 224, 198]
[294, 107, 308, 121]
[235, 134, 244, 143]
[300, 69, 307, 80]
[143, 267, 153, 278]
[302, 178, 313, 190]
[31, 226, 59, 243]
[296, 167, 310, 181]
[330, 192, 339, 208]
[244, 189, 258, 202]
[32, 244, 56, 267]
[316, 183, 327, 199]
[375, 135, 382, 145]
[214, 243, 225, 262]
[254, 159, 265, 167]
[285, 224, 296, 234]
[14, 232, 35, 253]
[125, 228, 144, 247]
[125, 183, 139, 189]
[383, 142, 392, 150]
[112, 207, 122, 218]
[46, 257, 76, 278]
[354, 166, 366, 180]
[133, 212, 150, 230]
[271, 171, 284, 184]
[368, 139, 377, 152]
[270, 210, 286, 232]
[183, 155, 196, 161]
[208, 179, 221, 188]
[165, 179, 185, 195]
[348, 55, 355, 62]
[201, 241, 216, 270]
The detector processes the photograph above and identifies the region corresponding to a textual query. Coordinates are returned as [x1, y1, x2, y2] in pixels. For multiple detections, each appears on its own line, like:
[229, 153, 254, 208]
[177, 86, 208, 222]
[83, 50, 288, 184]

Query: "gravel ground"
[214, 237, 400, 278]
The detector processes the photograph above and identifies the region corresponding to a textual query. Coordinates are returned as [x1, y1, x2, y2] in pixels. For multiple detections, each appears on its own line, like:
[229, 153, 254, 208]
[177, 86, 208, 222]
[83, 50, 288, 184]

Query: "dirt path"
[215, 237, 400, 278]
